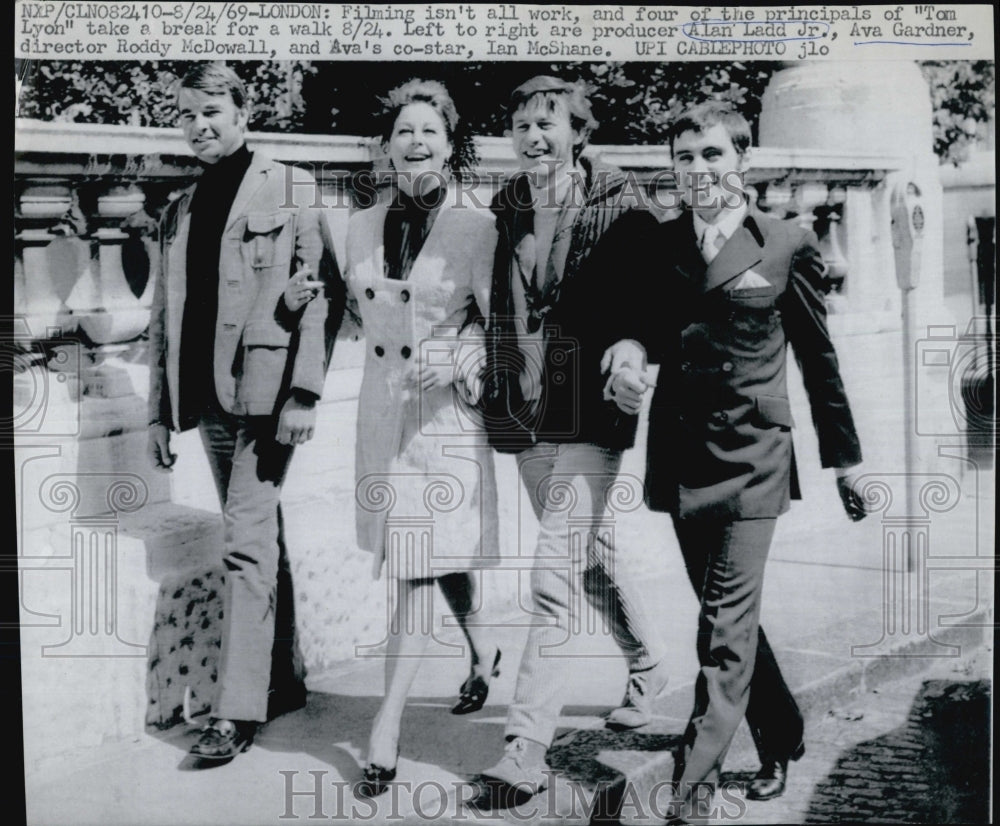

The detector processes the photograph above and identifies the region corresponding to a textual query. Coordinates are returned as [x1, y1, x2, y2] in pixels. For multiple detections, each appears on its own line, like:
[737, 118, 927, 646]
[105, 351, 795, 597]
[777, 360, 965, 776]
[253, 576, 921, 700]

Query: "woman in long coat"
[284, 79, 500, 795]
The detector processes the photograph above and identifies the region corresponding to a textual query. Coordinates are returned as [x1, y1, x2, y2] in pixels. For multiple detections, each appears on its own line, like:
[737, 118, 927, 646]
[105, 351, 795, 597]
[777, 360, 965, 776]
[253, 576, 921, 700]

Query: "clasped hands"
[601, 339, 654, 416]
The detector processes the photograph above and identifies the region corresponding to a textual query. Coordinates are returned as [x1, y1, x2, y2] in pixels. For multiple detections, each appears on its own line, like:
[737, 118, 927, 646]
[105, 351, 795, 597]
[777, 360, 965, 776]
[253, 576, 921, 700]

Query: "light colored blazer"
[148, 151, 337, 428]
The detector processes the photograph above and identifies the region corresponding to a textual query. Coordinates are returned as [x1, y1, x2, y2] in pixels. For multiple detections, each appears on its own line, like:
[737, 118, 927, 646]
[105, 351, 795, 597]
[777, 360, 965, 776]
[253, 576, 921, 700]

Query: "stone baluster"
[15, 183, 77, 341]
[757, 180, 793, 217]
[70, 185, 154, 346]
[793, 181, 829, 234]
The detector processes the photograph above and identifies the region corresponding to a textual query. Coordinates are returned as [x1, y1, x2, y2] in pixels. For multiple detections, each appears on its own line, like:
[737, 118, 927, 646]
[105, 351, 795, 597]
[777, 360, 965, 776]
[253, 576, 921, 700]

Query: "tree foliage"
[16, 59, 994, 164]
[16, 60, 316, 132]
[920, 60, 995, 165]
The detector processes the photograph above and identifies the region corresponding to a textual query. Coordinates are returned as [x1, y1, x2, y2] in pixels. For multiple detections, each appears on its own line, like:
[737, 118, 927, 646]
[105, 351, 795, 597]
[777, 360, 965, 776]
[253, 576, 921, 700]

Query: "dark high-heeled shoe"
[451, 649, 501, 715]
[356, 761, 397, 798]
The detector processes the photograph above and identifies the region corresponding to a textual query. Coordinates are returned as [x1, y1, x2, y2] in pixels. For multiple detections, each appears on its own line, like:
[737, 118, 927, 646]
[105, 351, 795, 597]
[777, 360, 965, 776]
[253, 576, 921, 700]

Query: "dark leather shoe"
[356, 762, 397, 798]
[452, 650, 501, 715]
[189, 719, 256, 760]
[746, 743, 805, 801]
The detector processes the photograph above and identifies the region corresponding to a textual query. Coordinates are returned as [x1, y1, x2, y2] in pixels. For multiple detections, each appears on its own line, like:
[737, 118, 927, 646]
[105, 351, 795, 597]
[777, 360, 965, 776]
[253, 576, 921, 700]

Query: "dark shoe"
[746, 743, 805, 801]
[606, 659, 671, 730]
[356, 762, 397, 798]
[189, 719, 256, 760]
[451, 649, 502, 715]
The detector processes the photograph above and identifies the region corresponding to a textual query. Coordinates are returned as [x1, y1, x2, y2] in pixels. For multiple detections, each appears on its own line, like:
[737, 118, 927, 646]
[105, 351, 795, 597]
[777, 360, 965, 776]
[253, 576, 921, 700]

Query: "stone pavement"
[20, 327, 996, 825]
[713, 639, 993, 825]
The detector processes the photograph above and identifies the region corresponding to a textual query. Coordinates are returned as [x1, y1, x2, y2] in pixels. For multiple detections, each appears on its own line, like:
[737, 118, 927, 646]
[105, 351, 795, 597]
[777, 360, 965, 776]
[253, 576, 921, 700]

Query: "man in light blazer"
[603, 101, 867, 820]
[147, 62, 344, 761]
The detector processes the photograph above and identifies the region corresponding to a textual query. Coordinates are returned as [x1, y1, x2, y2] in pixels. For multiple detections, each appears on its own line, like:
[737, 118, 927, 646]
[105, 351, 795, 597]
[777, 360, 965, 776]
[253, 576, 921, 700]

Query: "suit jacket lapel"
[224, 150, 270, 233]
[701, 213, 765, 293]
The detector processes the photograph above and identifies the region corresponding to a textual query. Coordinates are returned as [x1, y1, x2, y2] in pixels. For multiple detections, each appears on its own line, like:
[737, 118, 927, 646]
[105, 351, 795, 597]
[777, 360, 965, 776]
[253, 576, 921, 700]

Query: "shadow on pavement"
[803, 679, 990, 823]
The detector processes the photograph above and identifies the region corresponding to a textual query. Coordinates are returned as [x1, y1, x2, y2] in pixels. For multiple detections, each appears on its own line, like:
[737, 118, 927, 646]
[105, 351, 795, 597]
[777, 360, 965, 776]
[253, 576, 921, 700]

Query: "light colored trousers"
[505, 442, 667, 746]
[199, 402, 301, 723]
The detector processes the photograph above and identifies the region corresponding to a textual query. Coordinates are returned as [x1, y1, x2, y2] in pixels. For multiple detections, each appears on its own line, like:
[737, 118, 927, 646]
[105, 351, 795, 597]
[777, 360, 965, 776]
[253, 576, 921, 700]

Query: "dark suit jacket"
[481, 158, 644, 453]
[630, 207, 862, 519]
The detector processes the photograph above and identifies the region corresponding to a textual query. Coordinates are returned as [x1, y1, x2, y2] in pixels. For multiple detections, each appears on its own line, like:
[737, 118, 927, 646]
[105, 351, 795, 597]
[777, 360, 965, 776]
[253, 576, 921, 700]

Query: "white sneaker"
[606, 660, 670, 730]
[480, 737, 551, 794]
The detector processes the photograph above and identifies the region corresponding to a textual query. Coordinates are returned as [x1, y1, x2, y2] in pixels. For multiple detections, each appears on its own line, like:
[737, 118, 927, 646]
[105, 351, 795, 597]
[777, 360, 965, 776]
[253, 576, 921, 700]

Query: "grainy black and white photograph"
[10, 3, 996, 824]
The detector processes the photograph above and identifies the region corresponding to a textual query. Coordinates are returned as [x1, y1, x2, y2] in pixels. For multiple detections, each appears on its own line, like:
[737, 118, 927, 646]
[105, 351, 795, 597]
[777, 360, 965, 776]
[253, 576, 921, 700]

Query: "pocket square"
[731, 269, 771, 290]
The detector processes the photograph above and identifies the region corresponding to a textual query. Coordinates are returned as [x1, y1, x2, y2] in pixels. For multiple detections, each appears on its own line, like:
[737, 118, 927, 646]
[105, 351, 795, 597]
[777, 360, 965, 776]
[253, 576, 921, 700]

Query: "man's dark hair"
[507, 75, 599, 158]
[176, 62, 248, 110]
[667, 101, 752, 157]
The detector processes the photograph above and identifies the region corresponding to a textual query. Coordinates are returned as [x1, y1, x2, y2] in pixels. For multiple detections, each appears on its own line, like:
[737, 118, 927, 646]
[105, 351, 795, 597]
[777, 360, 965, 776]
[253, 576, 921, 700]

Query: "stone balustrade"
[14, 118, 907, 359]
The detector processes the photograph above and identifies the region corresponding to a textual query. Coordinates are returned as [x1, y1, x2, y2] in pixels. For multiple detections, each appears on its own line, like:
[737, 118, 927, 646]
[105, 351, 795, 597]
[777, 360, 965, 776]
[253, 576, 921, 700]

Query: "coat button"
[401, 346, 411, 359]
[712, 410, 729, 423]
[400, 289, 410, 303]
[681, 362, 691, 372]
[374, 345, 384, 357]
[365, 288, 375, 300]
[722, 361, 734, 372]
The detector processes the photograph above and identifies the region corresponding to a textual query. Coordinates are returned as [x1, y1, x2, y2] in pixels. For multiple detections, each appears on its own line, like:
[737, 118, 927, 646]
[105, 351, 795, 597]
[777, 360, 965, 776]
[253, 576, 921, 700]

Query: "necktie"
[701, 225, 726, 263]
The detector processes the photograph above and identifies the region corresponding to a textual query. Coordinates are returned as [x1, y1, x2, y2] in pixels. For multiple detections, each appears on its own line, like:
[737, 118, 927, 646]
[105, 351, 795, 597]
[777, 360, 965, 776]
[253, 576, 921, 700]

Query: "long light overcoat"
[345, 189, 500, 579]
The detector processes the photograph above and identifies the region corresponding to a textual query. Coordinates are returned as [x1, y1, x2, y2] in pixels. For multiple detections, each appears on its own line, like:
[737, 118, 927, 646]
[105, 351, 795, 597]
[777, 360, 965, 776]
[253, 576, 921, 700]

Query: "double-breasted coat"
[345, 188, 500, 579]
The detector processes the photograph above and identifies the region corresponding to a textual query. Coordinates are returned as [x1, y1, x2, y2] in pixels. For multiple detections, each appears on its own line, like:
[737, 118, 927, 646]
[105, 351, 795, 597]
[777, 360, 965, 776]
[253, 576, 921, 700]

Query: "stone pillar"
[759, 60, 942, 335]
[760, 61, 947, 478]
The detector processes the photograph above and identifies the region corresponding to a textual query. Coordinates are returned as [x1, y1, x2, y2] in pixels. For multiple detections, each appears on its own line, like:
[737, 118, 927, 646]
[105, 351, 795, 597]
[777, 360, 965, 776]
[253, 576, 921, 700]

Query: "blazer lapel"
[224, 150, 270, 233]
[701, 214, 765, 293]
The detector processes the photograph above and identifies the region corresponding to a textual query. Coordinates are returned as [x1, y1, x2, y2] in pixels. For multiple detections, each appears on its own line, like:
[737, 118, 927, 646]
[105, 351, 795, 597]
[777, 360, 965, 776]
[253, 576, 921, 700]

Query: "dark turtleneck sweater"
[383, 185, 446, 281]
[179, 143, 253, 427]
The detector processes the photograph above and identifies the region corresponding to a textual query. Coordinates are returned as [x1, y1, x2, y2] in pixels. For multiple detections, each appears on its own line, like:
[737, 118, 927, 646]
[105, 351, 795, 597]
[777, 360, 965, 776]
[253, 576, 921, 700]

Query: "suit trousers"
[671, 516, 803, 795]
[198, 400, 303, 723]
[505, 442, 666, 747]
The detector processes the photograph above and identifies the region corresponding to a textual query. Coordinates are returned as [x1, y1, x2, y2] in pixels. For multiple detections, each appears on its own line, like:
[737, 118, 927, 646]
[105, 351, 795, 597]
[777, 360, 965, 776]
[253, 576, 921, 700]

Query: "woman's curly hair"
[376, 78, 479, 182]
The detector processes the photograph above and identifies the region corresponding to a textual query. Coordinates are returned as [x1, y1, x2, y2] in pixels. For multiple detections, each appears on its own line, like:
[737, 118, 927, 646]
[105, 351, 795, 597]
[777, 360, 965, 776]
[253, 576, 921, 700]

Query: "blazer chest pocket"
[238, 320, 292, 407]
[751, 394, 793, 431]
[244, 212, 293, 270]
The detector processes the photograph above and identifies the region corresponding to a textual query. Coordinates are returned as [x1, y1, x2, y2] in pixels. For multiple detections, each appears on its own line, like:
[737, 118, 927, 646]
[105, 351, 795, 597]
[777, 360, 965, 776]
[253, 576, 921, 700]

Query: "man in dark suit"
[603, 101, 867, 818]
[147, 62, 343, 761]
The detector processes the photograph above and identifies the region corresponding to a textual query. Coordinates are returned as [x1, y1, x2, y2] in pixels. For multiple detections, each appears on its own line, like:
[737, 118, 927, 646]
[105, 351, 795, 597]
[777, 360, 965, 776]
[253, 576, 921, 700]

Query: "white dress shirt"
[693, 201, 748, 263]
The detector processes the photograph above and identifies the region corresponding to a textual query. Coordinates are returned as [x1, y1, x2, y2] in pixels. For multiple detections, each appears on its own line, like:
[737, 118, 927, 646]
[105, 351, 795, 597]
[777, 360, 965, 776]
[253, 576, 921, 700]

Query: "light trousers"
[505, 442, 667, 746]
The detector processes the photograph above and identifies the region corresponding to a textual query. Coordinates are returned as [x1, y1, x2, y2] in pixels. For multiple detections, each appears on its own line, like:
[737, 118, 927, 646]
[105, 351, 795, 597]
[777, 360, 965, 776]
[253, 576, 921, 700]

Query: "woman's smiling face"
[387, 101, 452, 193]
